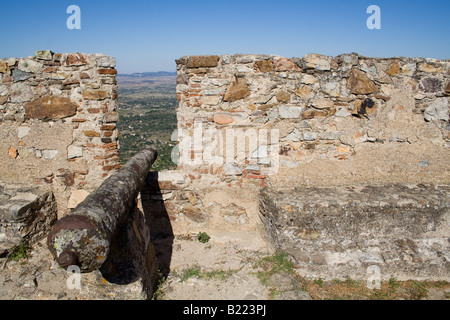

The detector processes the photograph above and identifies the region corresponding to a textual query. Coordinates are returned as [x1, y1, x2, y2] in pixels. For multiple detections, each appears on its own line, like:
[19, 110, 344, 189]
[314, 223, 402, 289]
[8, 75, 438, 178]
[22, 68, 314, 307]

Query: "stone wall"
[173, 53, 450, 281]
[175, 53, 450, 187]
[260, 184, 449, 281]
[0, 51, 119, 216]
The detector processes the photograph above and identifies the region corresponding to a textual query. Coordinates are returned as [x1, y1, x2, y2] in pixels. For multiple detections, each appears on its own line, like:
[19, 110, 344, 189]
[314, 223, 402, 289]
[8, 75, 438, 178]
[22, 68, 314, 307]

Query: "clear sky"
[1, 0, 449, 73]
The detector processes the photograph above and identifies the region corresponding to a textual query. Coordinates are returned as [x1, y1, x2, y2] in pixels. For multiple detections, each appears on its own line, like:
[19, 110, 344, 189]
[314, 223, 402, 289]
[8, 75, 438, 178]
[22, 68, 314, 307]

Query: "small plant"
[345, 276, 362, 287]
[180, 266, 202, 281]
[177, 265, 237, 282]
[389, 277, 399, 293]
[151, 270, 167, 300]
[255, 252, 294, 286]
[411, 281, 429, 300]
[10, 242, 31, 262]
[197, 232, 211, 243]
[314, 278, 324, 287]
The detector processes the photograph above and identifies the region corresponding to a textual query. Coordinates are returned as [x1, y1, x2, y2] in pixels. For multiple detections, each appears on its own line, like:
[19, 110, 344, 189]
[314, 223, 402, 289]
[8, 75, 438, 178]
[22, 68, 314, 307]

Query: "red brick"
[247, 174, 266, 179]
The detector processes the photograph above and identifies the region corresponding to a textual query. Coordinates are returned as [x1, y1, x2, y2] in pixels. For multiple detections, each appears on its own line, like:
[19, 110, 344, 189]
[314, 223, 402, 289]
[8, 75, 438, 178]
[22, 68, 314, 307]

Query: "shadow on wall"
[98, 171, 174, 295]
[142, 171, 174, 278]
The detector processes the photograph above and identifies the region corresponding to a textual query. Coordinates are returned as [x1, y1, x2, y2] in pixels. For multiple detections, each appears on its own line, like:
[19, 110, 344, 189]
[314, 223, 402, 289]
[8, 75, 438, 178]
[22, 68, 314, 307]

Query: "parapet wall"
[0, 51, 119, 216]
[173, 53, 450, 281]
[175, 53, 450, 187]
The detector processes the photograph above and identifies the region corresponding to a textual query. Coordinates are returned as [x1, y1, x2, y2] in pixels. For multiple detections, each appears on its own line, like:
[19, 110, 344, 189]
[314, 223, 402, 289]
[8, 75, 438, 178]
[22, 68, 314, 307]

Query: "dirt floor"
[155, 231, 450, 301]
[1, 230, 448, 300]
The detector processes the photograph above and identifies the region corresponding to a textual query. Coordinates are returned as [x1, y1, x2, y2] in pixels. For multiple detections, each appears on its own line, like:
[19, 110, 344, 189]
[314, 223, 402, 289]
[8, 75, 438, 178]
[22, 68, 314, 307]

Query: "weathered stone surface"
[311, 97, 334, 109]
[301, 109, 331, 119]
[35, 50, 53, 60]
[25, 96, 78, 120]
[0, 184, 57, 253]
[401, 63, 416, 76]
[65, 53, 88, 66]
[83, 130, 101, 137]
[303, 53, 331, 71]
[276, 91, 291, 103]
[348, 68, 378, 95]
[421, 78, 442, 93]
[67, 145, 83, 159]
[18, 59, 43, 73]
[67, 189, 90, 209]
[183, 204, 209, 223]
[12, 69, 33, 82]
[0, 60, 8, 73]
[419, 63, 443, 73]
[42, 150, 58, 160]
[446, 82, 450, 95]
[98, 68, 118, 75]
[278, 105, 302, 119]
[186, 55, 219, 68]
[10, 82, 34, 102]
[104, 112, 119, 123]
[8, 146, 17, 159]
[17, 126, 30, 139]
[82, 89, 110, 100]
[295, 86, 313, 100]
[223, 163, 243, 175]
[300, 74, 318, 85]
[214, 112, 235, 124]
[95, 55, 116, 68]
[255, 60, 274, 72]
[223, 77, 250, 102]
[273, 56, 300, 72]
[199, 95, 221, 105]
[260, 184, 450, 281]
[424, 97, 448, 122]
[386, 61, 400, 76]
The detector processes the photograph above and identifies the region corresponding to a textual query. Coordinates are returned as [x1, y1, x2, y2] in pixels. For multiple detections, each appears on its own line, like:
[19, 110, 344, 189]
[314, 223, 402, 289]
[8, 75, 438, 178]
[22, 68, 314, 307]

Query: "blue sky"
[1, 0, 449, 73]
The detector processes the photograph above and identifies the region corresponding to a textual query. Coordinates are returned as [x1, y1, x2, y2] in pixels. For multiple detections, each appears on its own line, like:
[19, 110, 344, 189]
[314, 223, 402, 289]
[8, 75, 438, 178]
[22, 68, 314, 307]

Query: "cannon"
[47, 146, 157, 272]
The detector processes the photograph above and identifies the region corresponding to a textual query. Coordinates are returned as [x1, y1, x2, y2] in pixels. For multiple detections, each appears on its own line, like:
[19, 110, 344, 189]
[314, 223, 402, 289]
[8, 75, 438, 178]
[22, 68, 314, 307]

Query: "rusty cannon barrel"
[47, 146, 157, 272]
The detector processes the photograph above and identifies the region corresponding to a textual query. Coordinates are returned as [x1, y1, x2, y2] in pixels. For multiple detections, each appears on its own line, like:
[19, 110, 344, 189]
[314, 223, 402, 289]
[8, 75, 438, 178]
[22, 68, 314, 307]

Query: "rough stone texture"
[223, 76, 250, 102]
[0, 207, 158, 300]
[186, 55, 219, 68]
[25, 96, 78, 120]
[0, 51, 119, 217]
[176, 54, 449, 185]
[175, 53, 449, 284]
[348, 68, 378, 95]
[0, 183, 57, 255]
[260, 184, 450, 281]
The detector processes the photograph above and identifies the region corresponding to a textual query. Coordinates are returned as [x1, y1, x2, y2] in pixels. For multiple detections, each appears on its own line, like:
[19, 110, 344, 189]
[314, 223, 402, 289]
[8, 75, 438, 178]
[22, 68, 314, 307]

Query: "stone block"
[67, 145, 83, 159]
[186, 55, 219, 68]
[35, 50, 53, 60]
[18, 59, 43, 74]
[223, 77, 250, 102]
[260, 184, 450, 281]
[303, 53, 331, 71]
[278, 105, 302, 119]
[25, 96, 78, 120]
[348, 68, 378, 95]
[0, 184, 57, 254]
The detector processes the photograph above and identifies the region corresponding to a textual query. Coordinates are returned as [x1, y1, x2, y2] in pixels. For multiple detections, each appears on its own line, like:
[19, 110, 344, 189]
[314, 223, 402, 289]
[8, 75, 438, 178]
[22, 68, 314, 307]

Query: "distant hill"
[117, 71, 176, 78]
